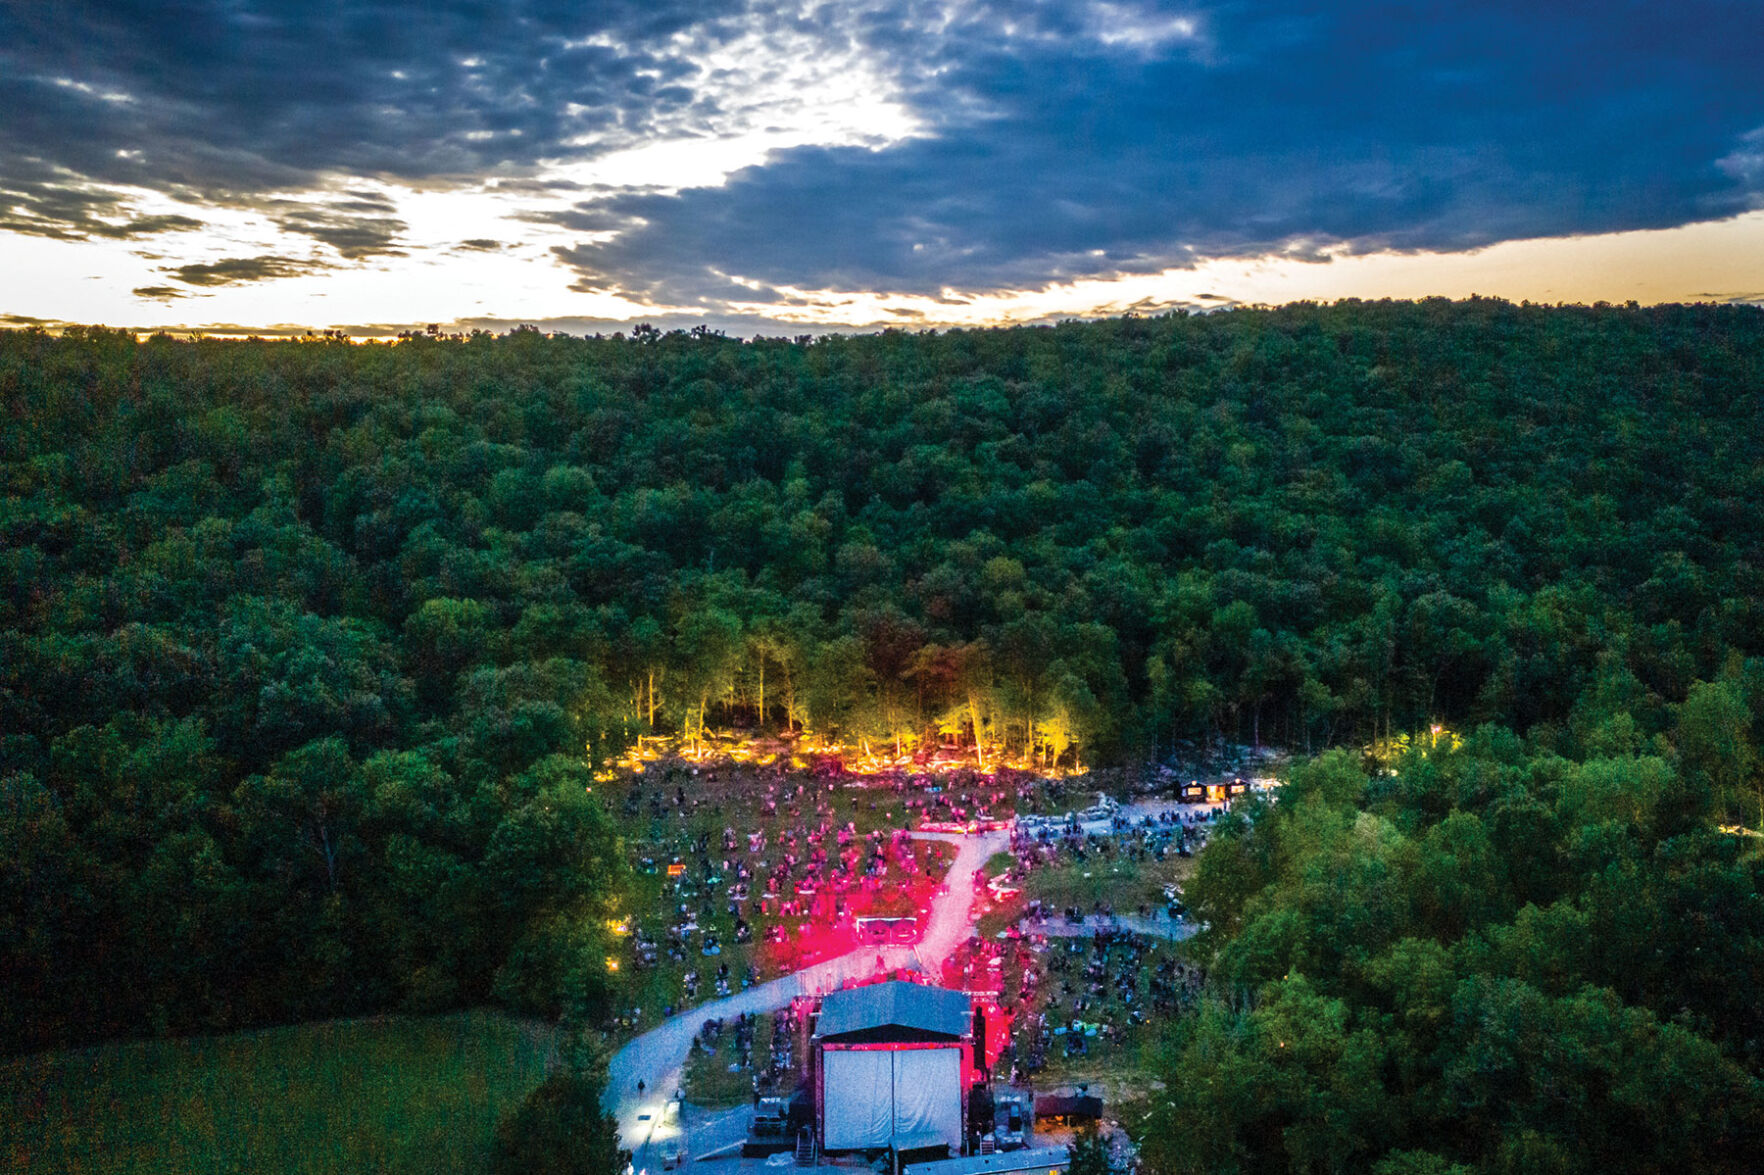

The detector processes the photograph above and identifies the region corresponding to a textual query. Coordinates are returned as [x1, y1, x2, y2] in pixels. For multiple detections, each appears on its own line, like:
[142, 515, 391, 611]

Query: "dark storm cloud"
[488, 178, 587, 195]
[166, 255, 331, 287]
[95, 214, 205, 239]
[0, 0, 728, 235]
[132, 285, 190, 300]
[0, 156, 206, 240]
[553, 1, 1764, 301]
[337, 193, 401, 213]
[272, 206, 408, 259]
[458, 239, 505, 251]
[524, 203, 645, 233]
[0, 182, 131, 241]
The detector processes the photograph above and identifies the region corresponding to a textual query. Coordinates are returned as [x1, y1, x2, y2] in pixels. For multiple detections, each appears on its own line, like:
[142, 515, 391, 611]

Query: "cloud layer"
[3, 1, 1763, 318]
[555, 2, 1764, 303]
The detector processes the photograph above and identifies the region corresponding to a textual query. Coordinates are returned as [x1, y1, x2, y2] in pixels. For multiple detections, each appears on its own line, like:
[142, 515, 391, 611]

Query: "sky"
[3, 1, 1763, 337]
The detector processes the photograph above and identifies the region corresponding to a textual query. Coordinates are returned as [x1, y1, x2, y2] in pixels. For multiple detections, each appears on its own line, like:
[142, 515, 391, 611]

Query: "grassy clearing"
[1019, 933, 1185, 1083]
[1020, 854, 1194, 915]
[608, 765, 959, 1040]
[976, 852, 1195, 942]
[0, 1010, 555, 1175]
[613, 835, 954, 1036]
[1034, 1044, 1161, 1102]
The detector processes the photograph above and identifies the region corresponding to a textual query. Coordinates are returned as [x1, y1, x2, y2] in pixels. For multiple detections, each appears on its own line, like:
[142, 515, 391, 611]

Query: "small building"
[1032, 1091, 1102, 1128]
[813, 981, 975, 1155]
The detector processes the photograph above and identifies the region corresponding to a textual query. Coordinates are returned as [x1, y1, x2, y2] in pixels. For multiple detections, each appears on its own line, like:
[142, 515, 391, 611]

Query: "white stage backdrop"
[892, 1046, 962, 1147]
[822, 1046, 962, 1151]
[823, 1049, 895, 1149]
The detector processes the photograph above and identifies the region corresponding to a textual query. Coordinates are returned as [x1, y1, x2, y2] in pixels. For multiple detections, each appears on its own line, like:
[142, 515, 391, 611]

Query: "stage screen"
[822, 1049, 894, 1149]
[821, 1046, 962, 1151]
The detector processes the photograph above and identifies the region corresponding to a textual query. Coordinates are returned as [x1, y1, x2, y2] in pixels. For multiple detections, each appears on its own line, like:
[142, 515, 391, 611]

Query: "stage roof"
[818, 981, 971, 1040]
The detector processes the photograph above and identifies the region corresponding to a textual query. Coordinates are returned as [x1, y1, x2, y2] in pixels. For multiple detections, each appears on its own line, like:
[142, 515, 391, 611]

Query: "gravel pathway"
[1017, 912, 1197, 941]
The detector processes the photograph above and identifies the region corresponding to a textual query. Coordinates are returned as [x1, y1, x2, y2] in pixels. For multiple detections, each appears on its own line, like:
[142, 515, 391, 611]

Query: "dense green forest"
[3, 300, 1763, 1054]
[1155, 735, 1764, 1174]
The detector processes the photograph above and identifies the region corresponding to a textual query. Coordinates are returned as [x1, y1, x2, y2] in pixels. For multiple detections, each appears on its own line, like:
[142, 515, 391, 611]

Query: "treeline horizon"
[4, 298, 1764, 1051]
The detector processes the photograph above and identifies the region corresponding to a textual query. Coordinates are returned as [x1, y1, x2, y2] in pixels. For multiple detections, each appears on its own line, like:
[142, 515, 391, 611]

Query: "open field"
[963, 812, 1210, 1090]
[941, 923, 1191, 1091]
[0, 1011, 555, 1175]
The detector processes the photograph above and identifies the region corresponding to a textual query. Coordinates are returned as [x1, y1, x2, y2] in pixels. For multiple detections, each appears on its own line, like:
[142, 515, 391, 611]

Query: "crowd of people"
[1005, 929, 1208, 1075]
[1012, 805, 1214, 875]
[616, 761, 980, 1022]
[977, 802, 1232, 1079]
[689, 1006, 802, 1100]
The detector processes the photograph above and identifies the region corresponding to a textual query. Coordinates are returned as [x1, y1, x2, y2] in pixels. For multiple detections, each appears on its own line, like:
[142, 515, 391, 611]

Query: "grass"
[969, 846, 1202, 1097]
[1019, 854, 1194, 915]
[680, 1015, 775, 1110]
[975, 852, 1194, 942]
[1034, 1046, 1160, 1100]
[0, 1010, 556, 1175]
[1018, 933, 1186, 1100]
[612, 835, 955, 1035]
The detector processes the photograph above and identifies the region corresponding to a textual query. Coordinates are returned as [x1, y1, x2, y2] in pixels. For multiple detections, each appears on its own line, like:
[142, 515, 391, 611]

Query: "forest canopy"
[3, 299, 1763, 1051]
[1152, 734, 1764, 1174]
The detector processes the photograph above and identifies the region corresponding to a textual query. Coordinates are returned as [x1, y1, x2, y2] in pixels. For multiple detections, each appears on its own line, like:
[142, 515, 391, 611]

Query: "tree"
[1282, 747, 1368, 808]
[491, 1060, 624, 1175]
[1372, 1152, 1471, 1175]
[238, 736, 365, 897]
[485, 756, 624, 1015]
[11, 304, 1764, 1053]
[216, 597, 407, 765]
[804, 634, 874, 741]
[671, 605, 743, 748]
[1675, 679, 1760, 828]
[404, 596, 492, 709]
[1066, 1124, 1114, 1175]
